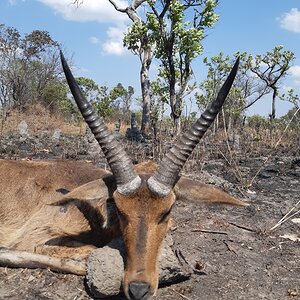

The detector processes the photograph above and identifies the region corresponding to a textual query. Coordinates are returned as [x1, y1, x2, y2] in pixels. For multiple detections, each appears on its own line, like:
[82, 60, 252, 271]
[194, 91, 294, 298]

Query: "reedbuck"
[0, 52, 245, 300]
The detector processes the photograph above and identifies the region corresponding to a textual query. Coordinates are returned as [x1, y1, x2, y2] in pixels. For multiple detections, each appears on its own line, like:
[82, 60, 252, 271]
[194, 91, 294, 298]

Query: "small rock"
[86, 236, 191, 298]
[86, 241, 124, 298]
[18, 120, 28, 141]
[52, 128, 61, 143]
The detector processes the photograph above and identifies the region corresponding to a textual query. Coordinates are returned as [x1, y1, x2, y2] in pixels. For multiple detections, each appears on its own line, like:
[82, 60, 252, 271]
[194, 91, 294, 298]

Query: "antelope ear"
[51, 176, 118, 229]
[175, 177, 248, 206]
[54, 175, 116, 205]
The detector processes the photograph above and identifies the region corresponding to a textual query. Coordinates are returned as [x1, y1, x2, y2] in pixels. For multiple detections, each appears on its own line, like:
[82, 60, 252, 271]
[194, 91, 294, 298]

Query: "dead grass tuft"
[0, 104, 83, 135]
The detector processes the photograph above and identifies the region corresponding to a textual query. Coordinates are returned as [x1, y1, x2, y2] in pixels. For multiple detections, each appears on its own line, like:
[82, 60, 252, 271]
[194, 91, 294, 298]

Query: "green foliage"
[124, 21, 149, 53]
[122, 1, 220, 129]
[147, 0, 219, 81]
[110, 83, 134, 116]
[148, 77, 169, 122]
[280, 89, 299, 109]
[196, 52, 246, 119]
[250, 45, 295, 79]
[76, 77, 99, 101]
[243, 45, 295, 119]
[0, 24, 60, 109]
[247, 115, 268, 130]
[41, 81, 67, 109]
[75, 77, 115, 120]
[94, 85, 114, 120]
[279, 107, 300, 130]
[197, 46, 296, 129]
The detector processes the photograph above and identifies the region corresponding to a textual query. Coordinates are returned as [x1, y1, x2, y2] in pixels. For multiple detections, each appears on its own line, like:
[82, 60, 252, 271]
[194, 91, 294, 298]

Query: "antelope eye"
[158, 208, 172, 224]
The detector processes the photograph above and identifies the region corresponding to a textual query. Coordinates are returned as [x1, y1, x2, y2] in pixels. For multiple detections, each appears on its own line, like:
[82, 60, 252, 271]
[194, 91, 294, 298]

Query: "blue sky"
[1, 0, 300, 117]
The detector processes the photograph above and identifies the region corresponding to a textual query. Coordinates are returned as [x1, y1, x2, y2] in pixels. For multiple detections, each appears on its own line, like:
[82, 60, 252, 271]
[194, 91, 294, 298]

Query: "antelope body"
[0, 53, 245, 300]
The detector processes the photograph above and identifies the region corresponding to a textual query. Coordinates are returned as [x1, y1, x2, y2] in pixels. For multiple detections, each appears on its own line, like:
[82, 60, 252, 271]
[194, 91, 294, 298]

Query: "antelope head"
[61, 52, 239, 300]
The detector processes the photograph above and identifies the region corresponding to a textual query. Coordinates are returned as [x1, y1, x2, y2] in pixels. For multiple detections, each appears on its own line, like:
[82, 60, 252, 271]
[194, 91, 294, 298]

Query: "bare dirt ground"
[0, 132, 299, 300]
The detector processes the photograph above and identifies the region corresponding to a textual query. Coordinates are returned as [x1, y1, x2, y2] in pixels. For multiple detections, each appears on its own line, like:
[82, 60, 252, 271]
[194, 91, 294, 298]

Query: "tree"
[197, 47, 296, 130]
[108, 0, 153, 134]
[76, 77, 100, 101]
[146, 0, 219, 134]
[41, 80, 70, 114]
[246, 45, 295, 120]
[96, 85, 115, 120]
[74, 1, 218, 135]
[196, 53, 246, 133]
[110, 83, 134, 119]
[76, 77, 115, 120]
[0, 24, 20, 108]
[149, 77, 169, 138]
[280, 88, 299, 109]
[0, 24, 60, 110]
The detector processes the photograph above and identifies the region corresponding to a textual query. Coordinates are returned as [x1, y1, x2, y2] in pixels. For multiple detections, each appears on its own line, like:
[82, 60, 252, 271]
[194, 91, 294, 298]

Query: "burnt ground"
[0, 133, 299, 300]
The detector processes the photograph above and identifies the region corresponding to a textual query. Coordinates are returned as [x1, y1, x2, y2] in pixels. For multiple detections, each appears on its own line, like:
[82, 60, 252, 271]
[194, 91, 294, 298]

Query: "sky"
[0, 0, 300, 117]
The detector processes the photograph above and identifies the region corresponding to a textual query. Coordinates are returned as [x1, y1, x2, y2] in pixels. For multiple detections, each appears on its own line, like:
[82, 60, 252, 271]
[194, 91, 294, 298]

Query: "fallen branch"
[171, 288, 192, 300]
[270, 200, 300, 231]
[223, 241, 238, 255]
[1, 237, 191, 299]
[0, 248, 86, 275]
[191, 229, 228, 235]
[228, 221, 256, 232]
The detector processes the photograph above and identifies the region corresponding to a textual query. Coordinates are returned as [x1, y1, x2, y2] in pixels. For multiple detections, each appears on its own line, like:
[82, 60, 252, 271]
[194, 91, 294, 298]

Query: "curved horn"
[148, 58, 239, 197]
[60, 51, 141, 195]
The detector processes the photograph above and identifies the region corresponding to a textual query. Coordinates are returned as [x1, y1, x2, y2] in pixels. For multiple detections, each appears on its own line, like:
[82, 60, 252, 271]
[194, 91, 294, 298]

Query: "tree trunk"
[140, 49, 152, 135]
[174, 117, 181, 136]
[170, 92, 182, 135]
[270, 87, 277, 120]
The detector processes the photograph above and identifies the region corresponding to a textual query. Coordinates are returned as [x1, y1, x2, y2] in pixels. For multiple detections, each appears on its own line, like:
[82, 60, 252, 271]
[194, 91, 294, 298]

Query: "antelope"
[0, 52, 245, 300]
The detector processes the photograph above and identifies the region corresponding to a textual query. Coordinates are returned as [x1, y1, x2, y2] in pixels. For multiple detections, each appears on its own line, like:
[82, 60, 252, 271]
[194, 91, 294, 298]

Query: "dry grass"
[0, 104, 84, 135]
[0, 104, 132, 138]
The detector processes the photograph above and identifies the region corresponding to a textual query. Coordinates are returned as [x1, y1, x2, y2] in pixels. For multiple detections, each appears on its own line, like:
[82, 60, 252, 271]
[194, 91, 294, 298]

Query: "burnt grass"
[0, 132, 299, 300]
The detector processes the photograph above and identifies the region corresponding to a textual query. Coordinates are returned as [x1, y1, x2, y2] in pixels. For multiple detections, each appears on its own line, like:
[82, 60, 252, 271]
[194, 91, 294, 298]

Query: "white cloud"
[103, 41, 125, 56]
[279, 8, 300, 33]
[8, 0, 17, 5]
[37, 0, 131, 56]
[36, 0, 128, 23]
[102, 25, 127, 56]
[89, 36, 99, 44]
[289, 65, 300, 78]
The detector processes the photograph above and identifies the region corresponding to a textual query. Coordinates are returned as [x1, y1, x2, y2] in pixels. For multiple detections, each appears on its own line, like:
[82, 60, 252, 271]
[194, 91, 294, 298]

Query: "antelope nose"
[128, 281, 151, 300]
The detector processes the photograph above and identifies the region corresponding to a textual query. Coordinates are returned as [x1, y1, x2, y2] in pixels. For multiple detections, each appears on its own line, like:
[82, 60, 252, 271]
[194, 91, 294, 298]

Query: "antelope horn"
[148, 58, 239, 197]
[60, 51, 141, 195]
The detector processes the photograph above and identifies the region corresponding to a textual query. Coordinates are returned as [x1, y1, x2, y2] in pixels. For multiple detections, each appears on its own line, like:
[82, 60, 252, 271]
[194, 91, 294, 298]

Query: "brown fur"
[0, 160, 109, 254]
[114, 183, 175, 298]
[0, 159, 246, 299]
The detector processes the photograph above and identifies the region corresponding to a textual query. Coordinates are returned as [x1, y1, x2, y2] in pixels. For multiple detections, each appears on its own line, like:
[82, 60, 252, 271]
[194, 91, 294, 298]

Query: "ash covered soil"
[0, 133, 299, 300]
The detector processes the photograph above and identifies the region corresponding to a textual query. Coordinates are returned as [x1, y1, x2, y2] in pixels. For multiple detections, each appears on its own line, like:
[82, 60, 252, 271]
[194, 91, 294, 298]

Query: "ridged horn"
[148, 58, 240, 197]
[60, 51, 141, 195]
